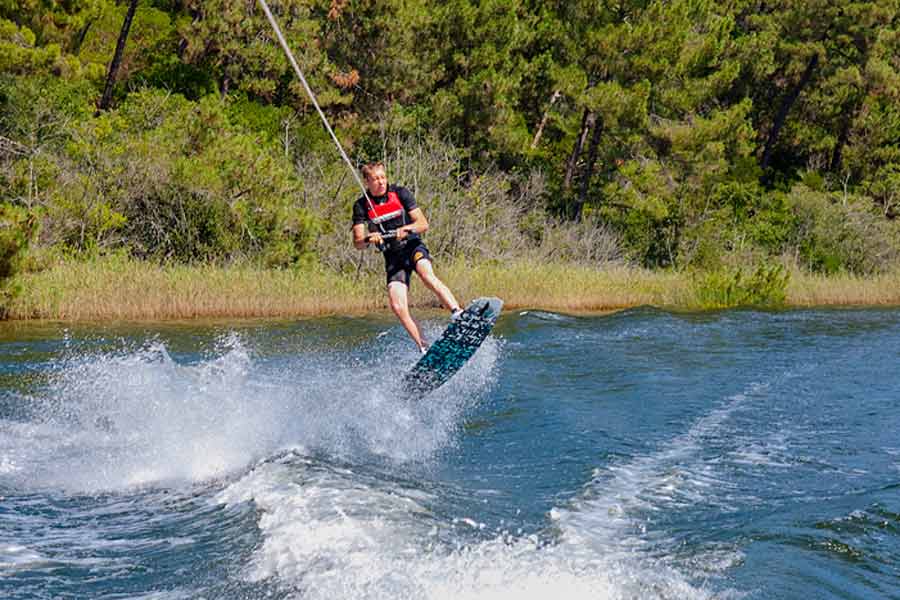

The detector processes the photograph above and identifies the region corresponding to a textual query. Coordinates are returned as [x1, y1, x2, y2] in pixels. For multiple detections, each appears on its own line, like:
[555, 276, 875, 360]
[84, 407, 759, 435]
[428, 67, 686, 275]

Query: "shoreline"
[4, 258, 900, 323]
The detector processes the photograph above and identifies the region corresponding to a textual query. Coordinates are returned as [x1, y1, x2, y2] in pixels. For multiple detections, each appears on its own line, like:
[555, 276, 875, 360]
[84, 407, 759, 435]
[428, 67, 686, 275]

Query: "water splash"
[0, 330, 500, 492]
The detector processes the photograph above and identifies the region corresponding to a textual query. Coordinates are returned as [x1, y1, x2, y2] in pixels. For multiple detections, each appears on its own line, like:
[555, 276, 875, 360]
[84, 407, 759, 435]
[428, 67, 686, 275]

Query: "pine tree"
[179, 0, 341, 107]
[421, 0, 534, 164]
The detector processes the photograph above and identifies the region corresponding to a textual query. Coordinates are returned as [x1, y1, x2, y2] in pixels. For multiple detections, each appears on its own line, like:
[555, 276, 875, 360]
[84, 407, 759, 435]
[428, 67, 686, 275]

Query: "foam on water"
[0, 545, 48, 571]
[217, 451, 722, 600]
[517, 311, 575, 322]
[210, 355, 771, 600]
[547, 381, 799, 583]
[0, 331, 499, 492]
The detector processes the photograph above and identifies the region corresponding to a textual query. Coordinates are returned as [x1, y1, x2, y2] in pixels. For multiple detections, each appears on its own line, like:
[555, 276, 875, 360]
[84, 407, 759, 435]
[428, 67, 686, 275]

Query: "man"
[352, 162, 462, 353]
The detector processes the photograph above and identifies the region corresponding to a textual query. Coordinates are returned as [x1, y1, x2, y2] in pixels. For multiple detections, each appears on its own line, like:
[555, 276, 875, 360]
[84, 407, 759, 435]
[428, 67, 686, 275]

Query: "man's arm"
[397, 208, 429, 240]
[352, 198, 381, 248]
[352, 223, 380, 249]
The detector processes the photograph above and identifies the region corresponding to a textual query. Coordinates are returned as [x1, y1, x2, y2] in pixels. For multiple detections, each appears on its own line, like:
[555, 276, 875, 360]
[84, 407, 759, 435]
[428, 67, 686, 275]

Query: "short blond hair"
[361, 162, 386, 179]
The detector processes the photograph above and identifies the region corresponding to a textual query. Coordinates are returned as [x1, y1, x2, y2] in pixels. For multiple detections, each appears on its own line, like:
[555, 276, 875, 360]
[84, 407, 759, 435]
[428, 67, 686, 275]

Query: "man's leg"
[414, 259, 460, 313]
[387, 281, 427, 351]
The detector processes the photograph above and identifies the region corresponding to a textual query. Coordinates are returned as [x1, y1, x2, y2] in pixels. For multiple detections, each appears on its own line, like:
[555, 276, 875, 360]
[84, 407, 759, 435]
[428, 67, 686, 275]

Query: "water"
[1, 308, 899, 599]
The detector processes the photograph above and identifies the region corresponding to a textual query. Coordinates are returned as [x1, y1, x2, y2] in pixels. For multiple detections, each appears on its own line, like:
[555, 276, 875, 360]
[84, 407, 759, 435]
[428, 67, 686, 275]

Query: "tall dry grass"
[6, 257, 900, 322]
[786, 268, 900, 306]
[433, 260, 686, 312]
[7, 257, 678, 320]
[7, 257, 384, 321]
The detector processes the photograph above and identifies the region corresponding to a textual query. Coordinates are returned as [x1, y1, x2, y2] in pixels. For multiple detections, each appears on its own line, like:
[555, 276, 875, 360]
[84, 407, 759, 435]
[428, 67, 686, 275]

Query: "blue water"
[1, 308, 899, 599]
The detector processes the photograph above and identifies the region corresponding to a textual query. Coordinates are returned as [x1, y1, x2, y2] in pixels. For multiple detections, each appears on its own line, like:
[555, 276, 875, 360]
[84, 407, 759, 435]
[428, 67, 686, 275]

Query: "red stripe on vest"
[367, 191, 405, 225]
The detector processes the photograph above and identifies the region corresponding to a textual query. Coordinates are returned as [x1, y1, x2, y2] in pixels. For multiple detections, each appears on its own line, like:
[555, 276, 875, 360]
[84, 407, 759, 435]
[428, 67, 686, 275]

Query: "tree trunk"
[576, 113, 603, 219]
[830, 112, 852, 174]
[73, 18, 95, 54]
[830, 64, 869, 175]
[96, 0, 139, 113]
[760, 52, 819, 174]
[564, 108, 593, 191]
[531, 89, 561, 150]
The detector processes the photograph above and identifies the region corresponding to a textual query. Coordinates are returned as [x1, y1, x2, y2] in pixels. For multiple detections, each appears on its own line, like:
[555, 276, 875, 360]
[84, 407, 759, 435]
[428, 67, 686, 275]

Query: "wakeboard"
[403, 297, 503, 397]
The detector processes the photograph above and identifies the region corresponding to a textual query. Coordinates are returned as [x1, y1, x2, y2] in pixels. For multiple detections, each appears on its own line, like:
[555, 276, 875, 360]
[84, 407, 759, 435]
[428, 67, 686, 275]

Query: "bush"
[45, 90, 322, 265]
[693, 263, 789, 309]
[673, 180, 797, 272]
[301, 135, 624, 275]
[0, 204, 37, 317]
[790, 185, 900, 275]
[520, 209, 623, 265]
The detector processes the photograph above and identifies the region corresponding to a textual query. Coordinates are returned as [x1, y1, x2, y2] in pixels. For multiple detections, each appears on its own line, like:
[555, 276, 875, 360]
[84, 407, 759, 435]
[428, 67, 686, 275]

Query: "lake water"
[1, 307, 898, 599]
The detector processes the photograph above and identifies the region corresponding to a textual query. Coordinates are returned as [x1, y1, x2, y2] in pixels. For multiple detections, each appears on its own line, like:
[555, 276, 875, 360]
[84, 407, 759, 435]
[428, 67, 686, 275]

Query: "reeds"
[431, 260, 688, 312]
[6, 257, 900, 322]
[786, 268, 900, 307]
[8, 257, 384, 321]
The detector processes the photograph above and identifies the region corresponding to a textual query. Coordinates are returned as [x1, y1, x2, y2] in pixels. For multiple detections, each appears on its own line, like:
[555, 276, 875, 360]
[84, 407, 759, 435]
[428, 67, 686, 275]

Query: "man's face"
[364, 168, 388, 196]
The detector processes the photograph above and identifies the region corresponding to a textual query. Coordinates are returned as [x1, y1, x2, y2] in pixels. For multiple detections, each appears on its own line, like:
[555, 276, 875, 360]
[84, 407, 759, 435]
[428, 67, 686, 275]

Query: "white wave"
[0, 544, 48, 571]
[1, 330, 499, 492]
[548, 386, 771, 581]
[218, 454, 722, 600]
[729, 436, 793, 468]
[518, 311, 574, 322]
[0, 452, 20, 474]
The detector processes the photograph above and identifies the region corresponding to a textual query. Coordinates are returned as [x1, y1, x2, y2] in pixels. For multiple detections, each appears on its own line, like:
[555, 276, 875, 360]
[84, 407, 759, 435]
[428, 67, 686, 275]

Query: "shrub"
[45, 90, 322, 265]
[301, 135, 624, 275]
[693, 263, 789, 309]
[521, 210, 623, 265]
[0, 204, 37, 317]
[790, 185, 900, 275]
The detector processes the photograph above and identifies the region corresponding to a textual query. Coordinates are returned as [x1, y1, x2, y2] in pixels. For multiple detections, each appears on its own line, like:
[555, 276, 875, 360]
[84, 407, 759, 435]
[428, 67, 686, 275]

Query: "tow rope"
[256, 0, 385, 233]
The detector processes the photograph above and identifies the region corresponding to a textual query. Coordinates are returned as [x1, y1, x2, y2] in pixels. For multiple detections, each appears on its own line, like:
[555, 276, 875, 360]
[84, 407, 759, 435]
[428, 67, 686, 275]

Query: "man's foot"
[419, 344, 429, 355]
[450, 307, 463, 321]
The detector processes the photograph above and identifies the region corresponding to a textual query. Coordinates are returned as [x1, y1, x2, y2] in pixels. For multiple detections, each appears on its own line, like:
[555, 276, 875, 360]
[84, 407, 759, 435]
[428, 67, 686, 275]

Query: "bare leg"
[414, 259, 461, 313]
[387, 281, 427, 350]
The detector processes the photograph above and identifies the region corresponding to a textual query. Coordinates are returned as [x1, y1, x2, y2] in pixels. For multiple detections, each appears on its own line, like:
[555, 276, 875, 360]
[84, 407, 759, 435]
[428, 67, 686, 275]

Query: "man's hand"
[367, 232, 384, 246]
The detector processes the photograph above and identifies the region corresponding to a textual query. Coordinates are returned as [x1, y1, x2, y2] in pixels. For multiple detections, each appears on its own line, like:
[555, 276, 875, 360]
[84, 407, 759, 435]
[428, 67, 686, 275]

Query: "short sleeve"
[396, 187, 418, 212]
[351, 197, 367, 225]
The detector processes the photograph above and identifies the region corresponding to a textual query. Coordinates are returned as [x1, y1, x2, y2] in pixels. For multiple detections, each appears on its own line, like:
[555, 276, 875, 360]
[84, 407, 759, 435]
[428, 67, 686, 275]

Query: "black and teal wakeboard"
[403, 297, 503, 397]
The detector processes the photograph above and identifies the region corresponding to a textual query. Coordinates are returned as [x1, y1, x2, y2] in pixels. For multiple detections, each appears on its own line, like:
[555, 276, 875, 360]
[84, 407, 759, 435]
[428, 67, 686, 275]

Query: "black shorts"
[384, 241, 432, 286]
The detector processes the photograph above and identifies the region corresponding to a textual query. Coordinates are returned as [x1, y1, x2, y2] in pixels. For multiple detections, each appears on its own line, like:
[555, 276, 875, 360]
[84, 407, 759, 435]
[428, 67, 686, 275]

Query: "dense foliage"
[1, 0, 898, 284]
